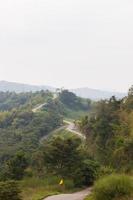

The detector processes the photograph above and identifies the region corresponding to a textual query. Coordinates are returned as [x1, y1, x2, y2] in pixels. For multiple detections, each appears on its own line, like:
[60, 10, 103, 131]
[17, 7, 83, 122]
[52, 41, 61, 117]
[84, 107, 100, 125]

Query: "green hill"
[0, 90, 91, 173]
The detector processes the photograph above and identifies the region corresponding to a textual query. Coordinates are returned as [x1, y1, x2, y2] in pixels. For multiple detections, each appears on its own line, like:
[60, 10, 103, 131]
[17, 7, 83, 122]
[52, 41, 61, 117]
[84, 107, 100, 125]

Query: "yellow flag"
[59, 179, 64, 185]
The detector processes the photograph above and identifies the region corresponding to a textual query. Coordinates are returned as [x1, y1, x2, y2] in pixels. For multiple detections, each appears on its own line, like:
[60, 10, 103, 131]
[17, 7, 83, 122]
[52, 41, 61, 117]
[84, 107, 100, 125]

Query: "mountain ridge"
[0, 81, 126, 100]
[70, 87, 126, 100]
[0, 80, 55, 93]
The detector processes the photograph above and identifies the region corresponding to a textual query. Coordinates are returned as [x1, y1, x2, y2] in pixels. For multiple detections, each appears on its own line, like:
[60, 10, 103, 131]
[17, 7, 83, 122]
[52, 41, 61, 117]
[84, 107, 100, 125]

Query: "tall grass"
[85, 175, 133, 200]
[20, 176, 75, 200]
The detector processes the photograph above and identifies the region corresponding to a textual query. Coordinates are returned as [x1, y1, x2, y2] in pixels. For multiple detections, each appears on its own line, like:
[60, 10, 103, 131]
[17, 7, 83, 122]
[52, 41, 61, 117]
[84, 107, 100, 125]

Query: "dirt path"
[44, 188, 91, 200]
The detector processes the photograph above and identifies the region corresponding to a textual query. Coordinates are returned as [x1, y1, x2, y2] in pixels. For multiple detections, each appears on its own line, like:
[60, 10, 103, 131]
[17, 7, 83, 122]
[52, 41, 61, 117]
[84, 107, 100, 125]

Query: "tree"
[73, 159, 100, 186]
[5, 152, 28, 180]
[128, 85, 133, 96]
[0, 181, 21, 200]
[41, 136, 82, 177]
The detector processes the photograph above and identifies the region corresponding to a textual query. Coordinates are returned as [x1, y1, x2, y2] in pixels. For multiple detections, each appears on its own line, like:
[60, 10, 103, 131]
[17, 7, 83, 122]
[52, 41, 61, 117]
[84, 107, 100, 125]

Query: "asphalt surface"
[64, 120, 86, 139]
[33, 98, 89, 200]
[44, 188, 91, 200]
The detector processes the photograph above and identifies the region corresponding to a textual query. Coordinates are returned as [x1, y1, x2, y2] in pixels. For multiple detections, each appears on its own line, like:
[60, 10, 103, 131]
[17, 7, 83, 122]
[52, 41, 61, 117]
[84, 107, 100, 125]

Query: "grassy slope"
[21, 176, 77, 200]
[49, 129, 77, 139]
[21, 177, 61, 200]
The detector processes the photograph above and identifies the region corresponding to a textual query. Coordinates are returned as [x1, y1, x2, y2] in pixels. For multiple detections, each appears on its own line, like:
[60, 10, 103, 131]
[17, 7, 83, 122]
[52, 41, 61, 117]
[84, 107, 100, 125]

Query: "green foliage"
[93, 175, 133, 200]
[73, 159, 100, 187]
[0, 91, 52, 111]
[20, 176, 75, 200]
[0, 181, 21, 200]
[43, 90, 91, 120]
[59, 90, 80, 109]
[39, 136, 82, 177]
[59, 90, 90, 111]
[43, 98, 65, 116]
[80, 91, 133, 172]
[99, 166, 115, 177]
[112, 138, 133, 172]
[0, 89, 92, 185]
[0, 109, 62, 171]
[0, 92, 63, 180]
[3, 152, 28, 180]
[33, 135, 99, 188]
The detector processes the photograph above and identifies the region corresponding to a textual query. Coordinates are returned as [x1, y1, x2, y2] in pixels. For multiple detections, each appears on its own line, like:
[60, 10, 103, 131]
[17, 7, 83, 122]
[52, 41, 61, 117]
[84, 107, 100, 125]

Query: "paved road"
[32, 94, 57, 113]
[32, 100, 85, 139]
[44, 188, 91, 200]
[64, 120, 86, 139]
[32, 102, 47, 112]
[33, 97, 88, 200]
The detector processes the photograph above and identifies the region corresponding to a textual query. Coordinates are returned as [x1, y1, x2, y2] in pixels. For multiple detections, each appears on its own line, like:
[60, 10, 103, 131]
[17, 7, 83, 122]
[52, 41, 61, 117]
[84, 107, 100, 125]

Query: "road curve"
[32, 94, 57, 113]
[44, 188, 91, 200]
[32, 102, 47, 112]
[64, 120, 86, 139]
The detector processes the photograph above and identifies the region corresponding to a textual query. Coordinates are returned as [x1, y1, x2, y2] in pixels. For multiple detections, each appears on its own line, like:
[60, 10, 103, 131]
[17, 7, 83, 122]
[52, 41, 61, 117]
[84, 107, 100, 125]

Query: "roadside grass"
[20, 176, 76, 200]
[52, 129, 77, 139]
[84, 175, 133, 200]
[84, 195, 94, 200]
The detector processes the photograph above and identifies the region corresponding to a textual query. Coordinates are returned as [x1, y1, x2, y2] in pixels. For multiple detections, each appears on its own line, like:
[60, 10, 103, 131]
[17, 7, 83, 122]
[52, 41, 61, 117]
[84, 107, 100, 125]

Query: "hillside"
[0, 87, 133, 200]
[0, 90, 91, 172]
[79, 88, 133, 172]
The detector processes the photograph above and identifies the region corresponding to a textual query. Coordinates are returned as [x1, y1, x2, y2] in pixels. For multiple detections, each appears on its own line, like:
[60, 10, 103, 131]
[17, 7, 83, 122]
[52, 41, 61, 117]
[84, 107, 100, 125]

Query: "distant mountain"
[71, 87, 126, 100]
[0, 81, 126, 100]
[0, 81, 55, 93]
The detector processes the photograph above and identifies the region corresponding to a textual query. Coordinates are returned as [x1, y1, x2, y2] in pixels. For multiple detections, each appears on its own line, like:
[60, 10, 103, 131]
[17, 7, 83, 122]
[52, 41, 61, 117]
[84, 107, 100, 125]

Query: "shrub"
[73, 159, 100, 187]
[0, 181, 21, 200]
[93, 175, 133, 200]
[99, 166, 115, 177]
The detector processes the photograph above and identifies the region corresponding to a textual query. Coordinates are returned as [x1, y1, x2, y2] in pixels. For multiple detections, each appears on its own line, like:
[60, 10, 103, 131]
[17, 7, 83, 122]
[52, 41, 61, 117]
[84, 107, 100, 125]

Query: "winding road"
[32, 94, 57, 113]
[32, 96, 85, 139]
[32, 102, 48, 112]
[44, 188, 91, 200]
[33, 97, 89, 200]
[64, 120, 86, 139]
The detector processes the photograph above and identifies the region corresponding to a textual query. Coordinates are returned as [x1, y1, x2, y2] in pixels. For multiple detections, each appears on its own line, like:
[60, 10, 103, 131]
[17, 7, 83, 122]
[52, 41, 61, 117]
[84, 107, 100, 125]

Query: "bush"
[93, 175, 133, 200]
[73, 159, 100, 187]
[99, 166, 115, 177]
[0, 181, 21, 200]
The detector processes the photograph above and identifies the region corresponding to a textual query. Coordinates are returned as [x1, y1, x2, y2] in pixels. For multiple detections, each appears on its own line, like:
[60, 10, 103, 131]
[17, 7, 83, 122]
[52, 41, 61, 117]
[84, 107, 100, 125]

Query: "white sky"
[0, 0, 133, 92]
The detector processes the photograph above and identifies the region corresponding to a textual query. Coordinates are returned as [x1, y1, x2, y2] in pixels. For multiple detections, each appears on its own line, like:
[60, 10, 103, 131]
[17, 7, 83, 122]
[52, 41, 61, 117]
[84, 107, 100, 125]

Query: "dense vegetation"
[0, 108, 62, 176]
[0, 181, 21, 200]
[43, 90, 91, 119]
[79, 88, 133, 173]
[0, 90, 92, 199]
[81, 86, 133, 200]
[0, 87, 133, 200]
[33, 135, 99, 187]
[86, 175, 133, 200]
[0, 91, 52, 111]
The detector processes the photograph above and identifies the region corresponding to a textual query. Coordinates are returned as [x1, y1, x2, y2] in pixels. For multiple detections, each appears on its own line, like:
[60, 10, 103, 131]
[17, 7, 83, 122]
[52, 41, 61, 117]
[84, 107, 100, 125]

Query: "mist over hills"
[71, 87, 126, 100]
[0, 80, 55, 93]
[0, 81, 126, 100]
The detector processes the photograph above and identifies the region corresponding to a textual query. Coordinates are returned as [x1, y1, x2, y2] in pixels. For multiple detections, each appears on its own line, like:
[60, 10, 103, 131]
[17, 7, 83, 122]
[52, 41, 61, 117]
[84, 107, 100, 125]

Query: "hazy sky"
[0, 0, 133, 92]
